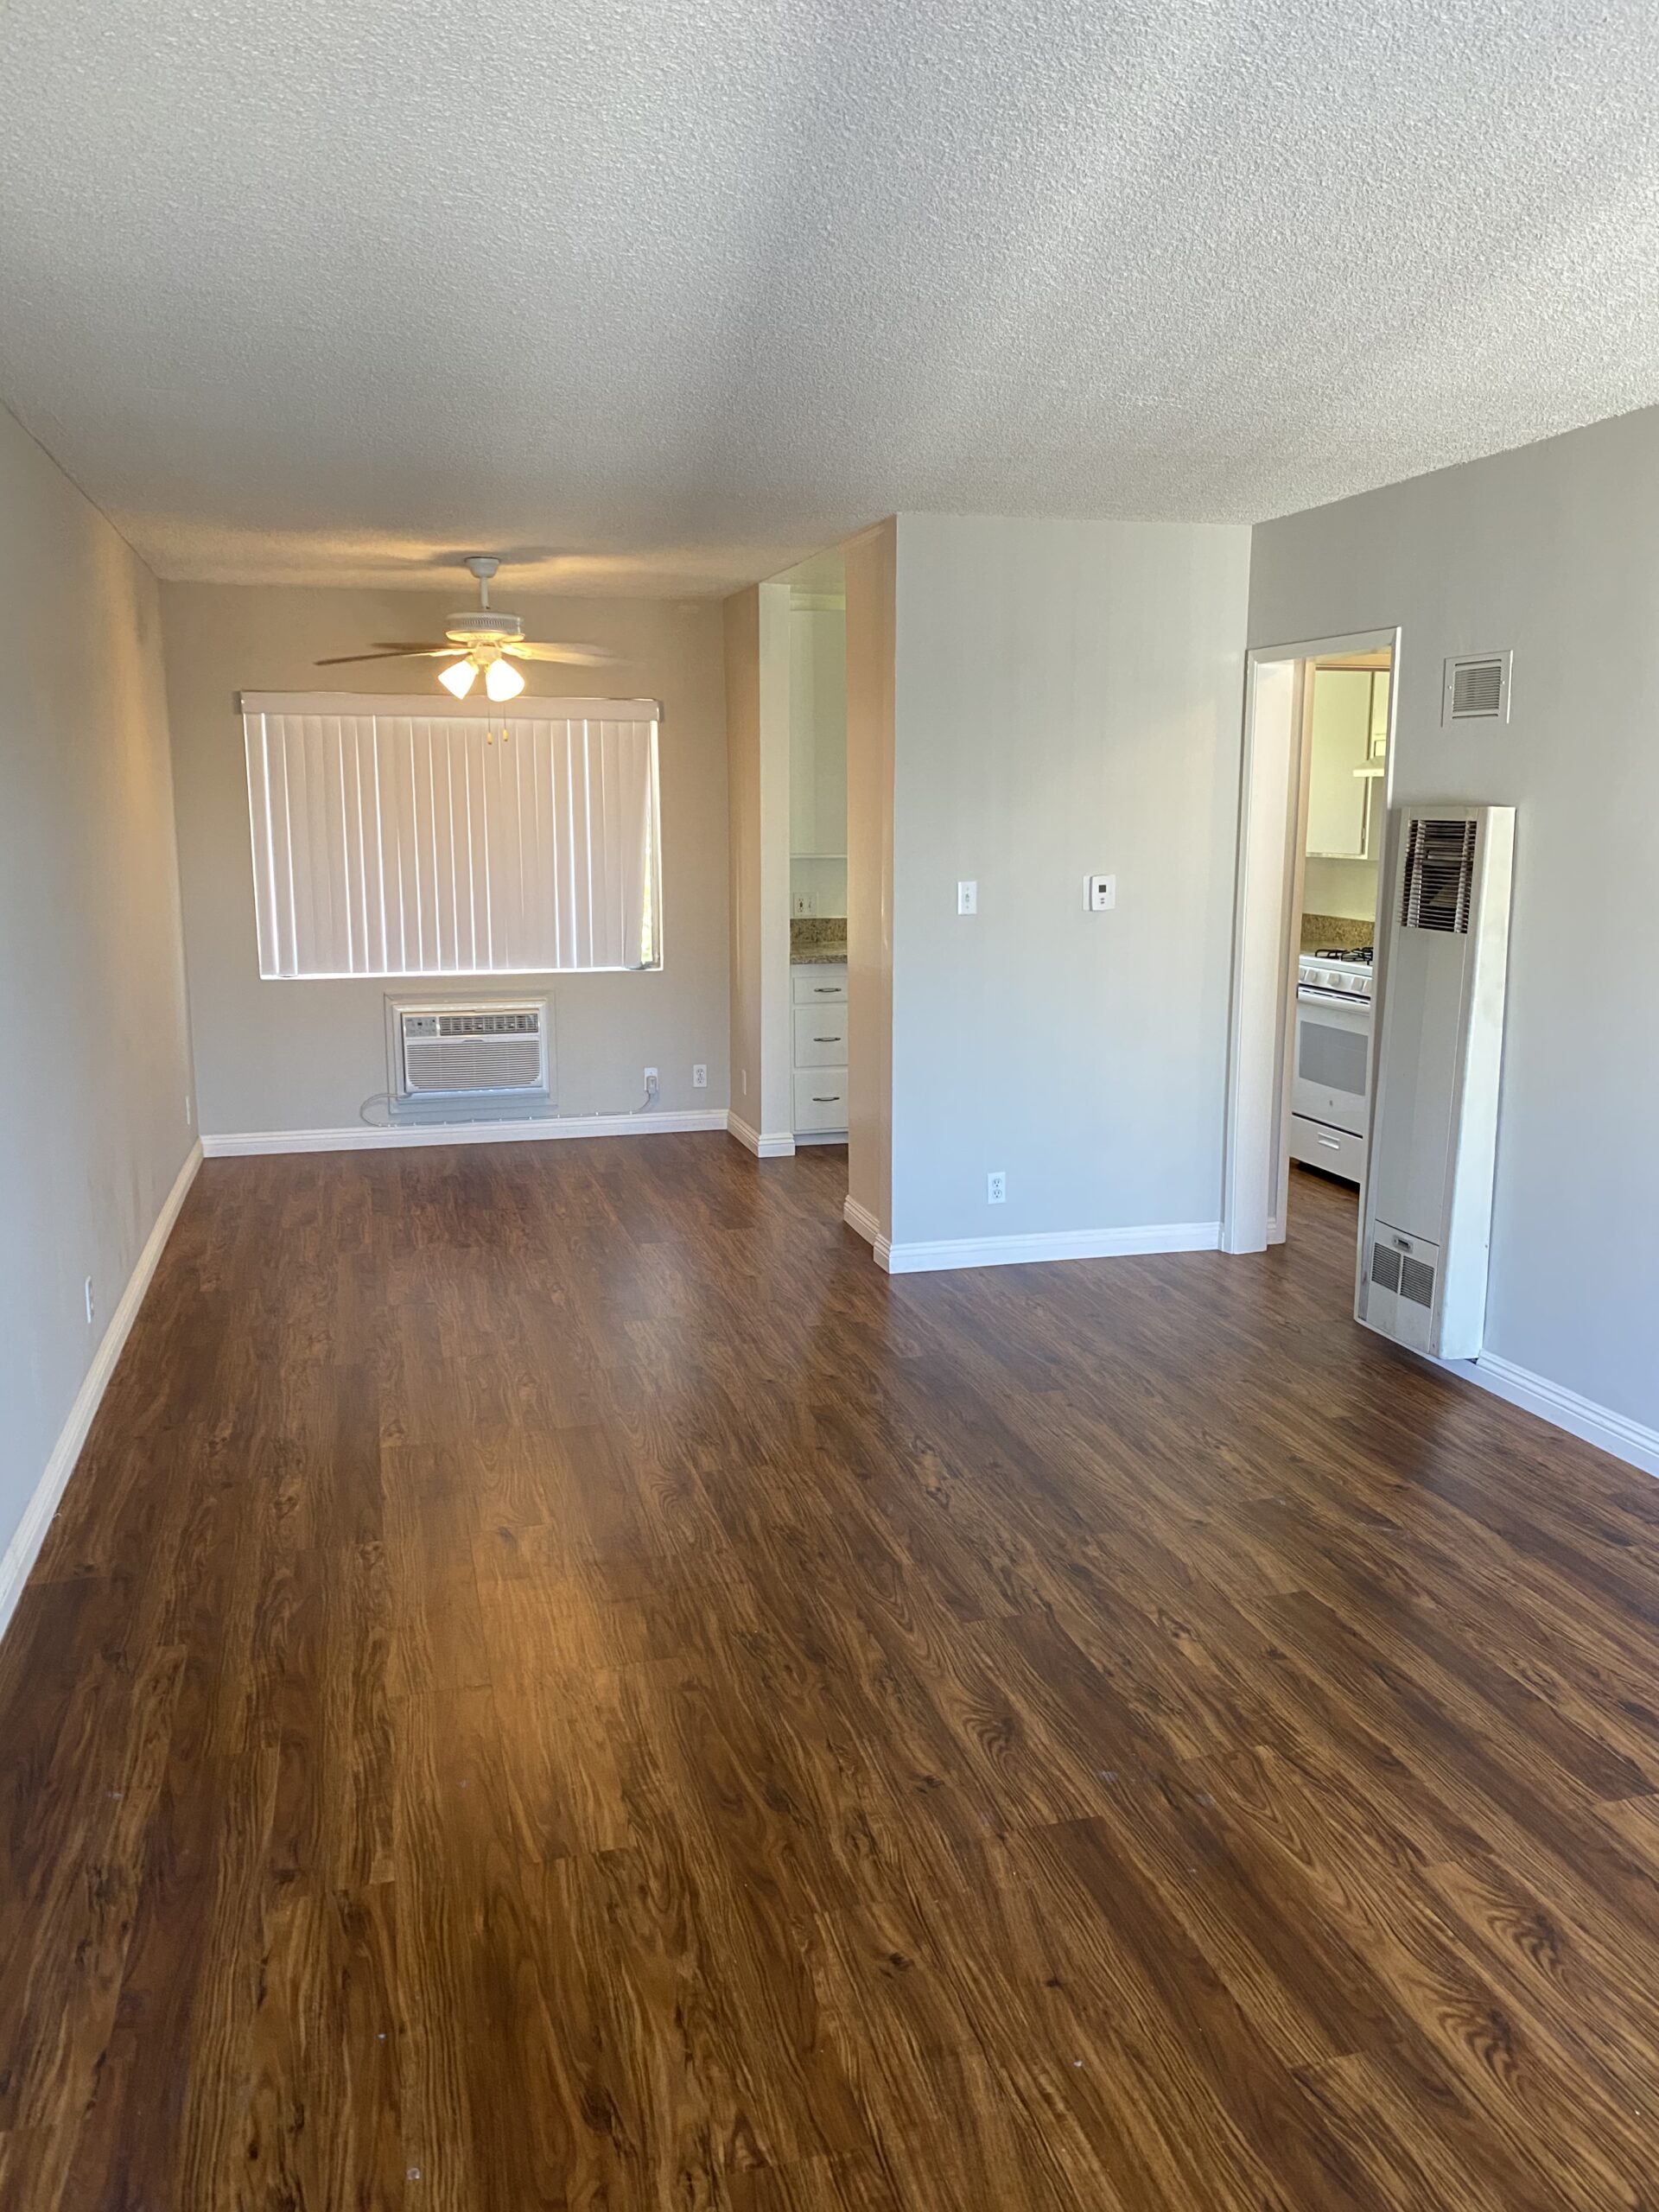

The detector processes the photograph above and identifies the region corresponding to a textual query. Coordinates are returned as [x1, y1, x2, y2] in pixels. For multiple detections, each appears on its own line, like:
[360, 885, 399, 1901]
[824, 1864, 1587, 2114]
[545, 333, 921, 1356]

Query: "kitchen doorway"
[1220, 627, 1399, 1274]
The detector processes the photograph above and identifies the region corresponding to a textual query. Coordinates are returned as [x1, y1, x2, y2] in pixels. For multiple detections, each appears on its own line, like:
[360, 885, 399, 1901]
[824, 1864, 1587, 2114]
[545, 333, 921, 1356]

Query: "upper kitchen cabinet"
[1306, 666, 1374, 859]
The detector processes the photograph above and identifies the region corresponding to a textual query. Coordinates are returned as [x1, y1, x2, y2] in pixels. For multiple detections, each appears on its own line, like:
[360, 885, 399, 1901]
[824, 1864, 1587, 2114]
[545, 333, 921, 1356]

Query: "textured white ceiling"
[4, 0, 1659, 595]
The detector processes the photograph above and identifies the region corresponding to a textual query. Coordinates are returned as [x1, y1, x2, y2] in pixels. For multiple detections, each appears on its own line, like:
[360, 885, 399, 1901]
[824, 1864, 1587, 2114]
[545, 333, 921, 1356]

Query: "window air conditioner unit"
[1359, 805, 1514, 1359]
[386, 998, 551, 1121]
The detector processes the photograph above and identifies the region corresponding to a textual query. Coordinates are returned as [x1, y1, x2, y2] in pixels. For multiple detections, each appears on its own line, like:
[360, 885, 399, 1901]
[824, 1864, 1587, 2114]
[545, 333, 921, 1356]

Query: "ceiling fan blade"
[313, 644, 461, 665]
[503, 639, 616, 665]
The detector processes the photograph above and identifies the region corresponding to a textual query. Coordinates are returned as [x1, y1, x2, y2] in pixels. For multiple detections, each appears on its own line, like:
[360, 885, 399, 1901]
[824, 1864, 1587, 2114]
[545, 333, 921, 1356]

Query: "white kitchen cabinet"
[790, 963, 847, 1135]
[1306, 668, 1373, 860]
[789, 607, 848, 861]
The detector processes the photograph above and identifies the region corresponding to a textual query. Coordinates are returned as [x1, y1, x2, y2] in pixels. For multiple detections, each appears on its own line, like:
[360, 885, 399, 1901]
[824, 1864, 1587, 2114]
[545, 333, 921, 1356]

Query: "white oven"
[1289, 953, 1373, 1182]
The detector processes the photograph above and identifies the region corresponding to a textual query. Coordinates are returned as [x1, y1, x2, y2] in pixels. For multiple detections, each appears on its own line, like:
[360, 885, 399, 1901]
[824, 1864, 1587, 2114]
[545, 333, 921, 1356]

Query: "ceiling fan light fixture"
[485, 657, 525, 702]
[438, 657, 478, 698]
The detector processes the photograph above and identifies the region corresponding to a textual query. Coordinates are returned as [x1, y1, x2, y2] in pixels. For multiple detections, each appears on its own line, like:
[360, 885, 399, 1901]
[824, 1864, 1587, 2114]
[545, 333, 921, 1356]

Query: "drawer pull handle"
[812, 1035, 841, 1044]
[814, 988, 839, 995]
[1317, 1137, 1340, 1151]
[811, 1095, 840, 1104]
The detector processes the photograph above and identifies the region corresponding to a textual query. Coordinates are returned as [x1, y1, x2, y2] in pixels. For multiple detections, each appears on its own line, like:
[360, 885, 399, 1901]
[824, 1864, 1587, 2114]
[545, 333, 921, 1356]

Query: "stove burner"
[1315, 944, 1373, 963]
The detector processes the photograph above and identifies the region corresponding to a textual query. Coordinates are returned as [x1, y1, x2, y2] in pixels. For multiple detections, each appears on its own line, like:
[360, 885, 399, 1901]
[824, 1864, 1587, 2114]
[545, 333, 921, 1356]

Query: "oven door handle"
[1297, 986, 1372, 1009]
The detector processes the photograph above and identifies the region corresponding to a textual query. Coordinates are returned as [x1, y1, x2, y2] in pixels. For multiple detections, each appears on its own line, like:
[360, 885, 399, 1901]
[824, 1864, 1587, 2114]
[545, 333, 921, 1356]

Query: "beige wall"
[0, 409, 194, 1588]
[162, 583, 729, 1135]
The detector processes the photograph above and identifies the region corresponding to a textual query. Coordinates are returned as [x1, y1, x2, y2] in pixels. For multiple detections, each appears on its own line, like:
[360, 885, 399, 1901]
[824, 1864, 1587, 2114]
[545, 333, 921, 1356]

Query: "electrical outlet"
[692, 1064, 708, 1088]
[987, 1171, 1007, 1205]
[957, 880, 978, 915]
[741, 1068, 748, 1096]
[185, 1092, 194, 1126]
[1084, 873, 1116, 912]
[644, 1066, 659, 1096]
[84, 1275, 96, 1326]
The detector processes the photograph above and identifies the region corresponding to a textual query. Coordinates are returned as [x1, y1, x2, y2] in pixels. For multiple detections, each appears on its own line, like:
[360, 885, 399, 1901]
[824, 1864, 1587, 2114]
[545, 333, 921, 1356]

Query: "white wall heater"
[1359, 804, 1516, 1358]
[386, 997, 551, 1120]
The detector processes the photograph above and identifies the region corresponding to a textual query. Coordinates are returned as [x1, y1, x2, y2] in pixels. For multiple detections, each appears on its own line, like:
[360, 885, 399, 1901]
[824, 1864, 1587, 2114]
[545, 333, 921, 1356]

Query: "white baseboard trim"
[202, 1109, 728, 1157]
[1433, 1348, 1659, 1480]
[876, 1220, 1223, 1276]
[842, 1194, 883, 1249]
[0, 1139, 202, 1649]
[791, 1130, 847, 1147]
[725, 1113, 796, 1159]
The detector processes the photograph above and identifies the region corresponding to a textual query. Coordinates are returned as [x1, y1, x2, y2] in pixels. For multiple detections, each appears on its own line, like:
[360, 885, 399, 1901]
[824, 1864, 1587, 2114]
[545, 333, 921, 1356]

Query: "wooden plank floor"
[4, 1140, 1659, 2209]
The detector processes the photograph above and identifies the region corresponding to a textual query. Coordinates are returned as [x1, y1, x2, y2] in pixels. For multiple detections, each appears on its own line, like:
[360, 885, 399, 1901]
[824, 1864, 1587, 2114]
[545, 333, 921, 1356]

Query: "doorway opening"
[1221, 627, 1398, 1281]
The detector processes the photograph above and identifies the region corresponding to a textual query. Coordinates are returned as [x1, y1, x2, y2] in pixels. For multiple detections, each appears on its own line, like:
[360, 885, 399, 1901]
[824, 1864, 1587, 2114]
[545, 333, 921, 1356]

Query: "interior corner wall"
[843, 520, 897, 1236]
[723, 582, 791, 1140]
[162, 583, 730, 1137]
[1249, 405, 1659, 1436]
[0, 407, 195, 1593]
[886, 513, 1251, 1250]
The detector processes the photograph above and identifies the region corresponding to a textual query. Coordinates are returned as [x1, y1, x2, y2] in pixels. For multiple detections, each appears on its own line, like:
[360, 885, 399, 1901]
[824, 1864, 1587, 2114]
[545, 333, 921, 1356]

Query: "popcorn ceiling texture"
[4, 0, 1659, 594]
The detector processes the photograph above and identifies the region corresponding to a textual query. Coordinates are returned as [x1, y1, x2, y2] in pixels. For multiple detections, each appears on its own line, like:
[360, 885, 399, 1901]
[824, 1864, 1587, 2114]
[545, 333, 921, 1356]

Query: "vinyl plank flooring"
[3, 1142, 1659, 2208]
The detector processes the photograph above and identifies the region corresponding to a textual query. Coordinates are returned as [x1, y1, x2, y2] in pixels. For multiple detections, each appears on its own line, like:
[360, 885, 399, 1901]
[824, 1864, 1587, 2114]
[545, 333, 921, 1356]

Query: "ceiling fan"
[315, 556, 613, 702]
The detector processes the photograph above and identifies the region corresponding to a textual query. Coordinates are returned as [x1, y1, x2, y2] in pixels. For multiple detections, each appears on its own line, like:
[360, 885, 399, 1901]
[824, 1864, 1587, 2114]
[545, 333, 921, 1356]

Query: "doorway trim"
[1220, 626, 1400, 1255]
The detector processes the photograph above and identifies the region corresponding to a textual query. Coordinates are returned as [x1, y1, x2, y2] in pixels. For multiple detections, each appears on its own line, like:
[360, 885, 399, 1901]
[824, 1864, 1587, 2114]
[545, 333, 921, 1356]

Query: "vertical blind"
[240, 695, 662, 979]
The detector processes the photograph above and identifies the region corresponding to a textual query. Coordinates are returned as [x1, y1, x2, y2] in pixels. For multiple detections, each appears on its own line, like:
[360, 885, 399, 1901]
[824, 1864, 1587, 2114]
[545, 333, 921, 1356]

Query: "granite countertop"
[1300, 911, 1374, 953]
[791, 919, 848, 964]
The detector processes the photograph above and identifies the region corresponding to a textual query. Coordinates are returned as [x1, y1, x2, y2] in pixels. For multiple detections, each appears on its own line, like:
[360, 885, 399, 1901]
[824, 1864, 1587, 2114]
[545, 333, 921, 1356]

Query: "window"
[241, 694, 662, 979]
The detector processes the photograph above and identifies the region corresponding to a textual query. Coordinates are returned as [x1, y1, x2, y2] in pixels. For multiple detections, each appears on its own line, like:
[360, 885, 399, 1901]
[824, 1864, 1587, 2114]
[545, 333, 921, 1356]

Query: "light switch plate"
[957, 880, 978, 915]
[1085, 874, 1116, 912]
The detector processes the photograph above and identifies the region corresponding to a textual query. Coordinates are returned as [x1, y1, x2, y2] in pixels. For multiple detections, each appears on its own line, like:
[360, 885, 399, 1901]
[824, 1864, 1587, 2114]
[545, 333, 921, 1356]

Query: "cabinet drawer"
[791, 964, 847, 1004]
[792, 1005, 849, 1066]
[793, 1071, 849, 1132]
[1288, 1114, 1365, 1185]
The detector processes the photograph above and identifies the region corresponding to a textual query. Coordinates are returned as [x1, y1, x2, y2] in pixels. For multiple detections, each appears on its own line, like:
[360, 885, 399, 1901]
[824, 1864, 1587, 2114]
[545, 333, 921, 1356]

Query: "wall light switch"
[957, 880, 978, 915]
[1085, 874, 1116, 912]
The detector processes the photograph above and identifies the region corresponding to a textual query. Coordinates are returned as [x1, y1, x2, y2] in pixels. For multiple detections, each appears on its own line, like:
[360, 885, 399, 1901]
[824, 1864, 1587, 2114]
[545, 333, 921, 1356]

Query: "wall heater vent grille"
[1400, 817, 1478, 934]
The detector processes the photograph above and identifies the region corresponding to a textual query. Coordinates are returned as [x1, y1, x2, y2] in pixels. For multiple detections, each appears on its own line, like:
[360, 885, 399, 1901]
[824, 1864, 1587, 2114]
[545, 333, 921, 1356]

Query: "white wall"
[724, 582, 792, 1141]
[0, 408, 194, 1589]
[845, 522, 897, 1232]
[163, 583, 729, 1136]
[1250, 405, 1659, 1434]
[887, 514, 1251, 1250]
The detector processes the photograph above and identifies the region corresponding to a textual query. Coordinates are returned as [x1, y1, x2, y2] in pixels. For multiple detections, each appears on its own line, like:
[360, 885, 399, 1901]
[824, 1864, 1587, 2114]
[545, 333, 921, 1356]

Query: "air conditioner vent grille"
[1400, 1255, 1436, 1309]
[395, 1001, 548, 1098]
[1370, 1242, 1402, 1294]
[1401, 817, 1478, 935]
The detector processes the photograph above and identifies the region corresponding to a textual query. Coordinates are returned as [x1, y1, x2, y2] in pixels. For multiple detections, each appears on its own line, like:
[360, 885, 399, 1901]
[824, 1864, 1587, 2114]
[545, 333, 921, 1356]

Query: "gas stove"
[1298, 945, 1375, 1001]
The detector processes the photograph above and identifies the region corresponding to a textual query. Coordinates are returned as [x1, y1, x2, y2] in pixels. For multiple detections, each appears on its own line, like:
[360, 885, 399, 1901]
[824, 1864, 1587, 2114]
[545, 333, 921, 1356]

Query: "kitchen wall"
[162, 582, 729, 1137]
[883, 513, 1251, 1253]
[1251, 404, 1659, 1437]
[0, 407, 194, 1614]
[1303, 855, 1378, 924]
